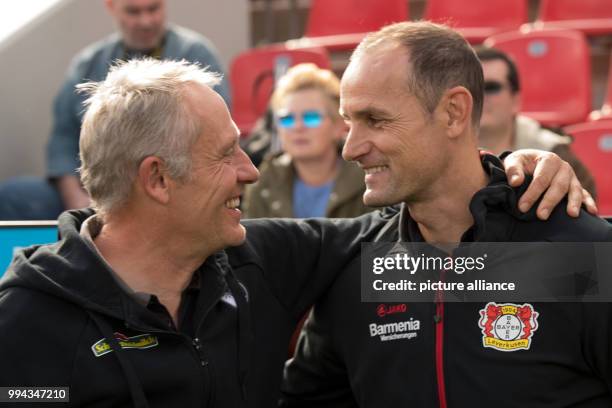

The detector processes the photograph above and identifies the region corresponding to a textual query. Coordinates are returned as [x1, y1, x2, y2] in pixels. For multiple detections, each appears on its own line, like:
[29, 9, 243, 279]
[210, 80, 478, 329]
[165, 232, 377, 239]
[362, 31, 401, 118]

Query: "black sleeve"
[229, 211, 386, 319]
[0, 288, 83, 407]
[279, 306, 357, 408]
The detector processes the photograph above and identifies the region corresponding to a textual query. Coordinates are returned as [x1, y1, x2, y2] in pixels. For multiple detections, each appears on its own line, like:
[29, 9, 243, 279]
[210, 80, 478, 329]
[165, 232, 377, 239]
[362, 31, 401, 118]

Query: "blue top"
[292, 178, 334, 218]
[46, 25, 231, 178]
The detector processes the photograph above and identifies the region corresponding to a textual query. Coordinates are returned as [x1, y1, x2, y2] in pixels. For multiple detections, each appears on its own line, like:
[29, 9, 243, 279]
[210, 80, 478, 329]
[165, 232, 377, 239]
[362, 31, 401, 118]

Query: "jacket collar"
[389, 154, 538, 244]
[11, 209, 230, 330]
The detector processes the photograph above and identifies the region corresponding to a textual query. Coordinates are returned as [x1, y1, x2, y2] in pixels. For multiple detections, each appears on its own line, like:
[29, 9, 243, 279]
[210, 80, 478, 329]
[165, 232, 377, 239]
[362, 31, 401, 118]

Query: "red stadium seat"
[536, 0, 612, 36]
[230, 46, 331, 136]
[293, 0, 408, 52]
[424, 0, 528, 44]
[563, 121, 612, 216]
[485, 28, 591, 127]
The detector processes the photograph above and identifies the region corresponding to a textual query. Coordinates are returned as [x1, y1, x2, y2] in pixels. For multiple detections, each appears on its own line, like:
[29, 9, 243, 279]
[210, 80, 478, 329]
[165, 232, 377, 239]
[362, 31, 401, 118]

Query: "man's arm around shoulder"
[228, 211, 386, 319]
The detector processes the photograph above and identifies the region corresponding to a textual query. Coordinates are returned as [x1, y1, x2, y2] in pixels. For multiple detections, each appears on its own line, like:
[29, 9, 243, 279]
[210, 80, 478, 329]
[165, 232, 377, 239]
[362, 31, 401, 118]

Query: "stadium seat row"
[300, 0, 612, 51]
[235, 0, 612, 133]
[232, 27, 612, 132]
[563, 121, 612, 216]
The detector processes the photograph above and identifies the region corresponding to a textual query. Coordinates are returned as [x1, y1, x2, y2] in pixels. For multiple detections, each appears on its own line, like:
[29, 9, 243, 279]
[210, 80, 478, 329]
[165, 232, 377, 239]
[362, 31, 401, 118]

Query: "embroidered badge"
[91, 332, 159, 357]
[478, 302, 538, 352]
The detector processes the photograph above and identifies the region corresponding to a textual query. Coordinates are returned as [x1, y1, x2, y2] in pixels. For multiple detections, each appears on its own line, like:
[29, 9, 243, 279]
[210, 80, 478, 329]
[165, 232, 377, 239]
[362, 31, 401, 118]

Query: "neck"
[407, 149, 488, 245]
[479, 121, 514, 155]
[293, 149, 339, 186]
[92, 208, 210, 324]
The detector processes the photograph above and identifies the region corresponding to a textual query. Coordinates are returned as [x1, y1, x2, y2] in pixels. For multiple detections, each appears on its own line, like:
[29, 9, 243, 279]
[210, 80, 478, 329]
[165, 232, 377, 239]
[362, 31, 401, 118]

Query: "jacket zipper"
[121, 323, 211, 405]
[189, 282, 228, 407]
[435, 271, 448, 408]
[190, 336, 212, 405]
[121, 273, 226, 406]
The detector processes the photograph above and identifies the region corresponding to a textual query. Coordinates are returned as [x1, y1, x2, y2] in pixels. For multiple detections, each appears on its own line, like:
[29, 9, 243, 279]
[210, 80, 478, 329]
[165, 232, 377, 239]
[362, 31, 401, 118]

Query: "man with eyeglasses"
[475, 46, 596, 197]
[243, 63, 371, 219]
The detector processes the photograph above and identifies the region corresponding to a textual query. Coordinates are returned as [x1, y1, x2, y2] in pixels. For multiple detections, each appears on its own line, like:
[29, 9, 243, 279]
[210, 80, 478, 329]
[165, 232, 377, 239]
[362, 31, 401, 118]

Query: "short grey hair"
[77, 58, 222, 216]
[352, 21, 484, 127]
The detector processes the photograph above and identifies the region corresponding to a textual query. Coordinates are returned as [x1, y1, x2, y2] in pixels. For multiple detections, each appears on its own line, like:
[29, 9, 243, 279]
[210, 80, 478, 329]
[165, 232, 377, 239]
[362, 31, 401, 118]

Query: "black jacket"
[281, 155, 612, 408]
[0, 209, 385, 407]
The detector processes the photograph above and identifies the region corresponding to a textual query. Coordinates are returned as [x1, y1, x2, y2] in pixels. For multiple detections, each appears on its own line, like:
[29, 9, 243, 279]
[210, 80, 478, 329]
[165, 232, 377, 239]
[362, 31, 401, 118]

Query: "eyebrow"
[341, 106, 391, 120]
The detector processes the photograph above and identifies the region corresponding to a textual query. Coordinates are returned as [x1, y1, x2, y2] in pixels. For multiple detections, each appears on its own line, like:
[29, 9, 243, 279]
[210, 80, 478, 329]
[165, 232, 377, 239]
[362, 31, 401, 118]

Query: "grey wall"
[0, 0, 248, 181]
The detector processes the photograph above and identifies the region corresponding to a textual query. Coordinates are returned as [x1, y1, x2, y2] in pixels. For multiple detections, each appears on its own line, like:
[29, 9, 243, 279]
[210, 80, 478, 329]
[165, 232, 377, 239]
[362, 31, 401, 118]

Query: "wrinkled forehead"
[340, 45, 412, 113]
[346, 43, 408, 79]
[184, 83, 236, 135]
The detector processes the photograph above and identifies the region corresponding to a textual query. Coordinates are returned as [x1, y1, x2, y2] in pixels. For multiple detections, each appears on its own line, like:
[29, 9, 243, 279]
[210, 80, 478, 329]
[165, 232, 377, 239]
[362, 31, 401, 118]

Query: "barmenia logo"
[369, 318, 421, 342]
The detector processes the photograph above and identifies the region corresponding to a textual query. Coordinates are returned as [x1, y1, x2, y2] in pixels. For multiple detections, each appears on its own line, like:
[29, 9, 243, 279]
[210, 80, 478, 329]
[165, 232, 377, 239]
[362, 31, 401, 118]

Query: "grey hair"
[77, 58, 222, 216]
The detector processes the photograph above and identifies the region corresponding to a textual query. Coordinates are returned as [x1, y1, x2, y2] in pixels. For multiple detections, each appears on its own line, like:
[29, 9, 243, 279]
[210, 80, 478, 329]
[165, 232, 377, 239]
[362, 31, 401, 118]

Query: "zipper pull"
[192, 337, 202, 350]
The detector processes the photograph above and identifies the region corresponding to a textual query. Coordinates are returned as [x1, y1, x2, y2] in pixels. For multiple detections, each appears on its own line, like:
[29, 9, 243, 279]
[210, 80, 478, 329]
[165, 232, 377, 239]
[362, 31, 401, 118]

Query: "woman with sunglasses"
[243, 63, 371, 219]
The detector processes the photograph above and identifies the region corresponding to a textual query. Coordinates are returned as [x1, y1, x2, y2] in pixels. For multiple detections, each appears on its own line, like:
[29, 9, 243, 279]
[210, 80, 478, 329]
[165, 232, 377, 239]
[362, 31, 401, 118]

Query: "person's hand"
[503, 149, 597, 220]
[58, 175, 91, 210]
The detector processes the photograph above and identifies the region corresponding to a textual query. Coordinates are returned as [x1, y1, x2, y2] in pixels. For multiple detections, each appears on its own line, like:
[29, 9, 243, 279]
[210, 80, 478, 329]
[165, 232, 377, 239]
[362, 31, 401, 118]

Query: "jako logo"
[377, 303, 407, 317]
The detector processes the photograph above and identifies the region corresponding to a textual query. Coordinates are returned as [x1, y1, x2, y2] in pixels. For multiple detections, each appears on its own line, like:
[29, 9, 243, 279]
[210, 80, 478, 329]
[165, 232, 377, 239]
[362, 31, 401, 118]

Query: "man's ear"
[137, 156, 171, 205]
[442, 86, 473, 139]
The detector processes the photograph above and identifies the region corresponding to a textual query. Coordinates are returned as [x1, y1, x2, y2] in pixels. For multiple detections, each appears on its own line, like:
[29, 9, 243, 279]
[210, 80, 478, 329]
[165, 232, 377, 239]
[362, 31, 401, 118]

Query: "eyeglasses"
[483, 80, 508, 95]
[276, 110, 325, 129]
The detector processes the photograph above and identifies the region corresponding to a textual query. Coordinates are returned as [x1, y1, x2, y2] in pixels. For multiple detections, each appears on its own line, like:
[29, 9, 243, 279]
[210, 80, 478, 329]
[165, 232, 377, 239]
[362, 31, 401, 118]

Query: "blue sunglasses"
[276, 110, 325, 129]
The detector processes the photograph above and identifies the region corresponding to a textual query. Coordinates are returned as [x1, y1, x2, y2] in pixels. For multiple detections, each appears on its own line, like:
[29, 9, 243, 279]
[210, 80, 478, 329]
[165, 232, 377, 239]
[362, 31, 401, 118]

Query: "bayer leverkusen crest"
[478, 302, 539, 352]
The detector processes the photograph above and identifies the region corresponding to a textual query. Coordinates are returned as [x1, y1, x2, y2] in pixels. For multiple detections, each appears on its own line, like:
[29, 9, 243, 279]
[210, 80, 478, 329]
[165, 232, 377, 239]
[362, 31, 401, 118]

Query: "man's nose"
[137, 11, 155, 27]
[342, 126, 369, 163]
[236, 148, 259, 184]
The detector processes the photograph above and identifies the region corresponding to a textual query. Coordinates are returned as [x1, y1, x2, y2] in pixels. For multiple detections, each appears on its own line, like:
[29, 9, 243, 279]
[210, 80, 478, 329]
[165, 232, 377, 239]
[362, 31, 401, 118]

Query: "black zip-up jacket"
[281, 155, 612, 408]
[0, 209, 385, 407]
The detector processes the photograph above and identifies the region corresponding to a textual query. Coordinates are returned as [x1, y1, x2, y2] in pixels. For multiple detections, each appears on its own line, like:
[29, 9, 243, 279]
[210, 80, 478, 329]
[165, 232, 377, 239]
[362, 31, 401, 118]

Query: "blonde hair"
[271, 63, 340, 116]
[78, 58, 222, 216]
